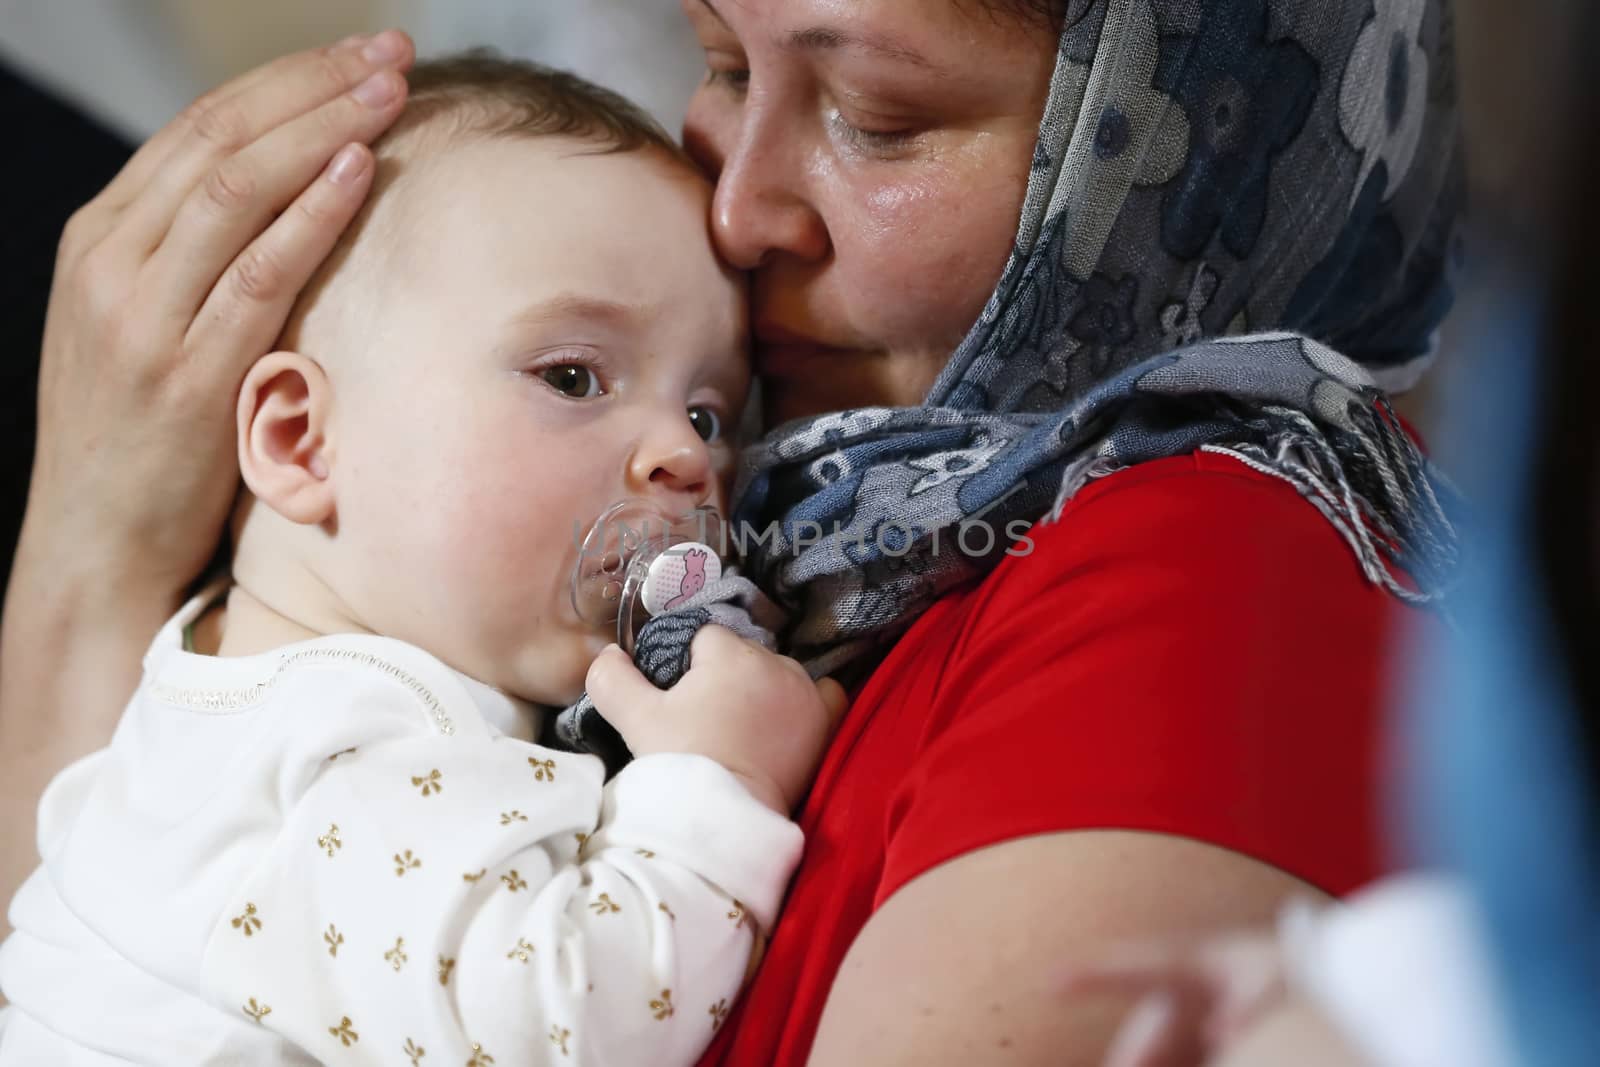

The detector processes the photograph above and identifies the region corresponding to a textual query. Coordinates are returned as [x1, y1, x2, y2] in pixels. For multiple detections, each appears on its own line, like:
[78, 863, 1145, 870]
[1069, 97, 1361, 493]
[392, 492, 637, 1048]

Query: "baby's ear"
[237, 352, 335, 526]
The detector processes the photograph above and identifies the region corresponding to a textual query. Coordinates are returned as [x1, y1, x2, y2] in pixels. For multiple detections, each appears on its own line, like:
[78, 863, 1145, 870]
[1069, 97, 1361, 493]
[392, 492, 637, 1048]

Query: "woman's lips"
[755, 341, 861, 375]
[754, 324, 868, 375]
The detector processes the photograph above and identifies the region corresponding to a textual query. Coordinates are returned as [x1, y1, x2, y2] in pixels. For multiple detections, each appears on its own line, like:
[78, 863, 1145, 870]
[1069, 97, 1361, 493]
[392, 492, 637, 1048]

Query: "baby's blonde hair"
[391, 50, 688, 160]
[282, 52, 694, 357]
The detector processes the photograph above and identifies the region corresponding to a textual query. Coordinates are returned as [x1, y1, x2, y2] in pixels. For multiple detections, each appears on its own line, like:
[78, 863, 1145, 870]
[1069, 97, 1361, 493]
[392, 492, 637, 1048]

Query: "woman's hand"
[1, 30, 416, 936]
[586, 626, 848, 814]
[1060, 931, 1289, 1067]
[26, 30, 414, 596]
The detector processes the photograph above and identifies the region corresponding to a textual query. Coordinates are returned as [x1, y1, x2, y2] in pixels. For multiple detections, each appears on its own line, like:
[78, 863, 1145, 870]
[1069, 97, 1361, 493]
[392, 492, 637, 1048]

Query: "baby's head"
[232, 54, 749, 705]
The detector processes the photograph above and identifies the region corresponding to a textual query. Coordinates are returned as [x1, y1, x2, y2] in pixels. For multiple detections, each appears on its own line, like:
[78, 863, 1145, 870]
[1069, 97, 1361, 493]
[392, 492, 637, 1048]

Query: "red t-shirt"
[701, 451, 1417, 1066]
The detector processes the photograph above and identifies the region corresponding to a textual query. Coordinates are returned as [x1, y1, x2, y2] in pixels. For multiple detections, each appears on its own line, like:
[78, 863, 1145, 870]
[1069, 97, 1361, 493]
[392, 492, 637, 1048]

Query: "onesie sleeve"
[199, 731, 800, 1066]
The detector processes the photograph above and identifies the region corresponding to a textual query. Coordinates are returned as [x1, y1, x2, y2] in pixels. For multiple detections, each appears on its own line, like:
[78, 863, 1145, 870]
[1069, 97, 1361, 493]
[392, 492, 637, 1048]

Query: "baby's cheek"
[443, 441, 594, 607]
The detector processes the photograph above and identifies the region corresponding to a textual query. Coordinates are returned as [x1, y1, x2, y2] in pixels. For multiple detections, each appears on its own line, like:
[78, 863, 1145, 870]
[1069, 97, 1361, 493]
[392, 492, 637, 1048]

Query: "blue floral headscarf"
[555, 0, 1463, 761]
[732, 0, 1462, 668]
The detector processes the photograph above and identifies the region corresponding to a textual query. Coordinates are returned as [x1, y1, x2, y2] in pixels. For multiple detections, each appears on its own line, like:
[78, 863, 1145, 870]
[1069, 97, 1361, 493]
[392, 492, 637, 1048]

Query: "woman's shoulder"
[1019, 449, 1373, 581]
[866, 450, 1416, 898]
[961, 449, 1399, 640]
[947, 448, 1411, 728]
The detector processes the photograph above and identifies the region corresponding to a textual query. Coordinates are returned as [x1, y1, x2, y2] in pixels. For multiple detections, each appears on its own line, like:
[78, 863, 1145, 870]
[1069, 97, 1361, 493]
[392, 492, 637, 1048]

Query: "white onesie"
[0, 590, 801, 1065]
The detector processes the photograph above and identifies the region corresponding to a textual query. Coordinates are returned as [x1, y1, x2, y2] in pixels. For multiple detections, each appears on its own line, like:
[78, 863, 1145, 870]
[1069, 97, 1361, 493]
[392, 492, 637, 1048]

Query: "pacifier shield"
[570, 501, 727, 647]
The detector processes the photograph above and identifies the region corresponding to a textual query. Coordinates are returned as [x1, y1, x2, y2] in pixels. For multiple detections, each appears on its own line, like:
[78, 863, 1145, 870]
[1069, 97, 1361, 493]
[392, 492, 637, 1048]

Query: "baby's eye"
[688, 406, 722, 443]
[540, 364, 602, 399]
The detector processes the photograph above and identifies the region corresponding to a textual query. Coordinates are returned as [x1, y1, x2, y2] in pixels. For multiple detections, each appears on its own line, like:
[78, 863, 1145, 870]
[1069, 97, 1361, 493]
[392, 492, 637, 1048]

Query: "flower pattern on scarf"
[1053, 0, 1192, 278]
[1154, 0, 1320, 260]
[908, 433, 1009, 497]
[1340, 0, 1430, 204]
[1068, 274, 1141, 375]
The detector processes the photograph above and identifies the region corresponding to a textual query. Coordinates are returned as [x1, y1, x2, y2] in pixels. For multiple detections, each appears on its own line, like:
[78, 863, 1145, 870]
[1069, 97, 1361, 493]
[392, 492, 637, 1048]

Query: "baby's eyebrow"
[509, 294, 650, 331]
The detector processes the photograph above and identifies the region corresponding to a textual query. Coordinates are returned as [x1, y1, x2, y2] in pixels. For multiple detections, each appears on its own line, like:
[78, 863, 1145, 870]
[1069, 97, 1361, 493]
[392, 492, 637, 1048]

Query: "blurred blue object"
[1400, 261, 1600, 1067]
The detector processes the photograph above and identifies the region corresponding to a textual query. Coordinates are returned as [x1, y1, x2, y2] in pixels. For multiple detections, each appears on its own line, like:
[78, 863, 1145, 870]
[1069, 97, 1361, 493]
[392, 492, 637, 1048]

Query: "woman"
[0, 1, 1460, 1063]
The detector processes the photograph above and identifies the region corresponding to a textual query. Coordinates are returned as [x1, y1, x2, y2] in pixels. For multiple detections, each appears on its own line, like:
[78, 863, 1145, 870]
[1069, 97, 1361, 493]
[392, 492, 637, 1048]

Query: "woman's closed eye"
[705, 66, 750, 93]
[828, 111, 922, 157]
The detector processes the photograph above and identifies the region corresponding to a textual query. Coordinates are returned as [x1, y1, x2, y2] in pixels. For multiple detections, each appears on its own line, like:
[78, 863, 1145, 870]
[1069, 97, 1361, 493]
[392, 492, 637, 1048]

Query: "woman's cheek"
[856, 165, 1017, 342]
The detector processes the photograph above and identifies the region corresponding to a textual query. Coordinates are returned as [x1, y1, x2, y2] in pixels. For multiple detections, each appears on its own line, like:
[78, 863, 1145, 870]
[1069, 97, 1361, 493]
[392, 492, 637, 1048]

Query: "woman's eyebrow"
[696, 0, 936, 71]
[784, 26, 936, 71]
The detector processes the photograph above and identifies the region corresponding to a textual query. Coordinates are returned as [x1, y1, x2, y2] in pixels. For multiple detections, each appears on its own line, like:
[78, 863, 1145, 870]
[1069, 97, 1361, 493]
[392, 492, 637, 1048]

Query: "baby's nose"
[628, 423, 713, 511]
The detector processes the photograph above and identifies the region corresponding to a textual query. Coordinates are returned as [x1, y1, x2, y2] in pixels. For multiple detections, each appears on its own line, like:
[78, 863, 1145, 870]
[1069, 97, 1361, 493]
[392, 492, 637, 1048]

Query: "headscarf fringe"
[1197, 399, 1459, 604]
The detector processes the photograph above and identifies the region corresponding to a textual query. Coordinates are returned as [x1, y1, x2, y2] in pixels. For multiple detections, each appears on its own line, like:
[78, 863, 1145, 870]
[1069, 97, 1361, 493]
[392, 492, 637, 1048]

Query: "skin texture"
[679, 0, 1054, 425]
[804, 833, 1327, 1067]
[227, 137, 748, 707]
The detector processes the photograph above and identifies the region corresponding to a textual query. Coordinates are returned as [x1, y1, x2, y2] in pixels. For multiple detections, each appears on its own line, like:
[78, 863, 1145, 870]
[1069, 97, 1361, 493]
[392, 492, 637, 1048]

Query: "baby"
[0, 56, 835, 1065]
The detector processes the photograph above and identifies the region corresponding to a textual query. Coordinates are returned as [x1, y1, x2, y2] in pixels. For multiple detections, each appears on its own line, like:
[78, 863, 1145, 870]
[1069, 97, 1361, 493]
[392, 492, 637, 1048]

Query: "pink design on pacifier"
[642, 545, 722, 615]
[570, 500, 727, 652]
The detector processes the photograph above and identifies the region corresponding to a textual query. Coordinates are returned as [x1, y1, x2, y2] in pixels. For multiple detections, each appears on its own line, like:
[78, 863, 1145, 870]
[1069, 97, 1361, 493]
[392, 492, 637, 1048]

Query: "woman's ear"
[237, 352, 335, 525]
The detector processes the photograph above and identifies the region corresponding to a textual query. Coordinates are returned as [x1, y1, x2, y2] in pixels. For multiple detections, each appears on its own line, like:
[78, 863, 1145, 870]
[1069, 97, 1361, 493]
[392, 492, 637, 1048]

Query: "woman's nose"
[627, 417, 714, 511]
[703, 104, 830, 270]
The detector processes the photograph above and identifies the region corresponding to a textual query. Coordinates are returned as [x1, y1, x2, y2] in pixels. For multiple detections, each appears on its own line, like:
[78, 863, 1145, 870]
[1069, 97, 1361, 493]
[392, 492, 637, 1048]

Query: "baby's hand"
[585, 626, 847, 814]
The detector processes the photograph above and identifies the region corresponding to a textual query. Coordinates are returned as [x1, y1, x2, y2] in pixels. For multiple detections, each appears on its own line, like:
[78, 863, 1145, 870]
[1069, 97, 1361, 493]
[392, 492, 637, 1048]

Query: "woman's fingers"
[147, 65, 408, 320]
[179, 142, 376, 382]
[1103, 993, 1204, 1067]
[112, 30, 414, 252]
[97, 33, 372, 217]
[1060, 947, 1199, 995]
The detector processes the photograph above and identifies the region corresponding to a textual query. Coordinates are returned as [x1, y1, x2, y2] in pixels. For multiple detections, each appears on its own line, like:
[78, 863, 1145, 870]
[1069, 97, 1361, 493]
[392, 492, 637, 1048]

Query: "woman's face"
[681, 0, 1057, 424]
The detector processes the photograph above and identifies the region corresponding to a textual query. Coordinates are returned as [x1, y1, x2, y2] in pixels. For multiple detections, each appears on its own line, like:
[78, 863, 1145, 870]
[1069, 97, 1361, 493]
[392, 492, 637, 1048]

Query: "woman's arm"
[805, 831, 1328, 1067]
[806, 459, 1409, 1064]
[0, 33, 415, 929]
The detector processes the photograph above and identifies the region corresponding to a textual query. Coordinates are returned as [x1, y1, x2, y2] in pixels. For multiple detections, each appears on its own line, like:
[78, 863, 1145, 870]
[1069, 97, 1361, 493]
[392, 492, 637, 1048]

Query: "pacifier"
[570, 500, 727, 652]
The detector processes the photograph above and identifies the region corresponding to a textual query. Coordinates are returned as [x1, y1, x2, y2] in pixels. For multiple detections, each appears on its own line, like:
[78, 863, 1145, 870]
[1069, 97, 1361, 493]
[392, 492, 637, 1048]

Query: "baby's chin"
[495, 629, 612, 708]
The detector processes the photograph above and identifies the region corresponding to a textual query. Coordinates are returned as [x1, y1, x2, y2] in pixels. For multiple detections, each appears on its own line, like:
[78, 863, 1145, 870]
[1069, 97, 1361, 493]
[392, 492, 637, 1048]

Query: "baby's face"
[327, 137, 748, 705]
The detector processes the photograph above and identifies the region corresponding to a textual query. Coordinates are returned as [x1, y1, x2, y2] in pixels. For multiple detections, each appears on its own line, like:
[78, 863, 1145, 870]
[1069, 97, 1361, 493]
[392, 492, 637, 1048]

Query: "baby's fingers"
[813, 676, 849, 728]
[585, 645, 664, 736]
